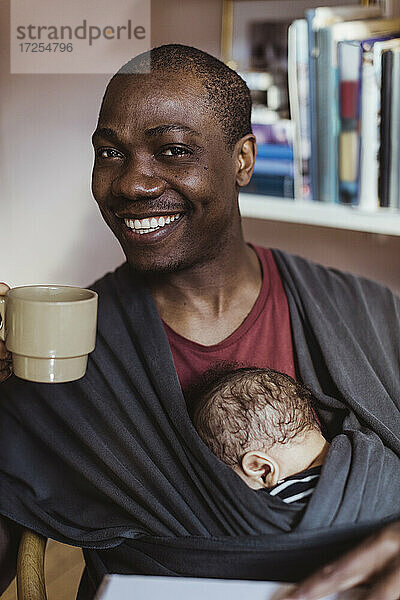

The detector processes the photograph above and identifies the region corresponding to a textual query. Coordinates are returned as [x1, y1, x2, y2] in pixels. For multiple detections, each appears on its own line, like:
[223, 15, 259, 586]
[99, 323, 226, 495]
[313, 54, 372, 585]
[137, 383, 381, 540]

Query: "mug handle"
[0, 297, 5, 342]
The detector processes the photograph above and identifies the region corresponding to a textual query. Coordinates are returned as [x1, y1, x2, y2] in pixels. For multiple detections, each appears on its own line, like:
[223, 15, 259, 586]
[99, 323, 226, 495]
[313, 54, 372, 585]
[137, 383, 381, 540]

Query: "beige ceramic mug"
[0, 285, 98, 383]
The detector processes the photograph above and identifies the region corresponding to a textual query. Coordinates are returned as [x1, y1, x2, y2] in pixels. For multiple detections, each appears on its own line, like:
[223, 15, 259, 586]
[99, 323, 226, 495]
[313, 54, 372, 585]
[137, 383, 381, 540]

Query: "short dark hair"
[188, 365, 321, 467]
[108, 44, 252, 151]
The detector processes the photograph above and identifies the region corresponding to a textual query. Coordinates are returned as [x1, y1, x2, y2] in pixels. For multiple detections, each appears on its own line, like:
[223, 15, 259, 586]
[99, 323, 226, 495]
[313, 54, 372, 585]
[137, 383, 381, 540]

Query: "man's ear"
[235, 134, 257, 188]
[241, 450, 280, 488]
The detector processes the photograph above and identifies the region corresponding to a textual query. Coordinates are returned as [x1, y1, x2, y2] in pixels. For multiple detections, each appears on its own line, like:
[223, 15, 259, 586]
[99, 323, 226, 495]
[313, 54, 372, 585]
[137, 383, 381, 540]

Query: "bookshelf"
[224, 1, 400, 236]
[239, 193, 400, 235]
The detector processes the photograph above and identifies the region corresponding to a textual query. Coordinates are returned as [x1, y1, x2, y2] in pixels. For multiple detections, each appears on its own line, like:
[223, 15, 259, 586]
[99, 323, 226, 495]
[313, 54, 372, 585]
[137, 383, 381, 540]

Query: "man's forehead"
[99, 72, 212, 129]
[93, 123, 202, 144]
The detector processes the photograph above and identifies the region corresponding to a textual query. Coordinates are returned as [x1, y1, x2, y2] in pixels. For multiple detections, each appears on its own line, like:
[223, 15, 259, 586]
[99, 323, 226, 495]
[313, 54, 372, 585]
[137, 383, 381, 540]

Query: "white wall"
[0, 0, 119, 287]
[1, 0, 399, 295]
[243, 218, 400, 296]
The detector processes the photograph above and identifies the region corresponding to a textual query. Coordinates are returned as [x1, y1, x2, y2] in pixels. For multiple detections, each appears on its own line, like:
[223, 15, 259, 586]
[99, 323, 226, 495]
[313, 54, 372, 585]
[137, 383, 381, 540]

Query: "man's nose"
[111, 160, 166, 200]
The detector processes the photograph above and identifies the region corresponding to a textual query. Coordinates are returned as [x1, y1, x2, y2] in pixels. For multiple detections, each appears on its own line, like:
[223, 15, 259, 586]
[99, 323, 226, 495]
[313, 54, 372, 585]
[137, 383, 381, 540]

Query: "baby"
[188, 366, 330, 505]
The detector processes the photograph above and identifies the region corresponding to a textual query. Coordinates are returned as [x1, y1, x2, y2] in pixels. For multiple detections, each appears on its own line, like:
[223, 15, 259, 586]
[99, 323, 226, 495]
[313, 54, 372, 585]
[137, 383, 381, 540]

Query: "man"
[1, 45, 400, 600]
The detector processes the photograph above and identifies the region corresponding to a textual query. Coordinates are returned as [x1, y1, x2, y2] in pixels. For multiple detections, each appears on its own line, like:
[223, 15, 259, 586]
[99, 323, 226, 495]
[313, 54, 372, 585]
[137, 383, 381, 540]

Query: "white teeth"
[139, 227, 157, 234]
[123, 213, 181, 233]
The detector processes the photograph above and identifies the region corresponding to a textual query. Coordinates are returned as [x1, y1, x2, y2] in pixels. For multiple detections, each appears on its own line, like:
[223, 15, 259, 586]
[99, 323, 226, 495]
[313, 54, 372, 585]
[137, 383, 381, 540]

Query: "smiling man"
[91, 63, 255, 277]
[1, 45, 400, 600]
[91, 48, 267, 365]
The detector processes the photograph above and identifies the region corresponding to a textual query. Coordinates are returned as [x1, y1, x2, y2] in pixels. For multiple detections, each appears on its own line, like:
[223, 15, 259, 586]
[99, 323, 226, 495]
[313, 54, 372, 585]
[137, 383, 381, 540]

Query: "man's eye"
[160, 146, 192, 157]
[96, 148, 123, 159]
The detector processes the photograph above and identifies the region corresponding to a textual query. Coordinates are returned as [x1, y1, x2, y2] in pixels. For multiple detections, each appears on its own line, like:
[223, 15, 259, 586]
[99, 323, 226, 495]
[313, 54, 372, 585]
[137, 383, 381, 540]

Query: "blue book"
[254, 158, 294, 177]
[316, 26, 339, 203]
[256, 144, 293, 160]
[246, 174, 294, 198]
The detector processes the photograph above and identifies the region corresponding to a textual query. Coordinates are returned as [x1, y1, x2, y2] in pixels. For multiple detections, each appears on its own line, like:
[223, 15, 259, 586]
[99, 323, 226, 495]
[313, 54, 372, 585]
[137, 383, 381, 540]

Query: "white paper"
[95, 574, 366, 600]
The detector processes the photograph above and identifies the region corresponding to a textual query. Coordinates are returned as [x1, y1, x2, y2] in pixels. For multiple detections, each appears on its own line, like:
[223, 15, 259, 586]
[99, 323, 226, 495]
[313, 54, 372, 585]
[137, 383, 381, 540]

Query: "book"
[305, 5, 382, 203]
[379, 49, 393, 207]
[310, 17, 400, 207]
[371, 39, 400, 208]
[288, 19, 312, 201]
[316, 19, 400, 207]
[252, 121, 293, 146]
[358, 42, 380, 211]
[338, 41, 362, 205]
[337, 35, 400, 207]
[382, 0, 400, 17]
[253, 158, 294, 177]
[256, 144, 293, 160]
[245, 173, 294, 198]
[389, 49, 400, 208]
[358, 36, 400, 210]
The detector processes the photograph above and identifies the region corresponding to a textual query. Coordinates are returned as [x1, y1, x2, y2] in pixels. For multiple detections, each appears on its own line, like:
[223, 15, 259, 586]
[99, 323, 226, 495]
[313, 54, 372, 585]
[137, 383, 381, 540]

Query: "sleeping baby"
[188, 366, 330, 505]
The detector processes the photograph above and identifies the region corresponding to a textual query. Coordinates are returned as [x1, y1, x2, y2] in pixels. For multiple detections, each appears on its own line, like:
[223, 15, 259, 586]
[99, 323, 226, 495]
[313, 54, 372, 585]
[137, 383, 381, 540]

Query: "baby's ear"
[241, 451, 280, 488]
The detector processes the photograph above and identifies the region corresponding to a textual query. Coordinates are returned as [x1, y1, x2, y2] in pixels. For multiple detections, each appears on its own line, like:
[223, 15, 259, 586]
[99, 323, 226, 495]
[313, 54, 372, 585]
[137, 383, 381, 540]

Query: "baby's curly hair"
[187, 365, 321, 467]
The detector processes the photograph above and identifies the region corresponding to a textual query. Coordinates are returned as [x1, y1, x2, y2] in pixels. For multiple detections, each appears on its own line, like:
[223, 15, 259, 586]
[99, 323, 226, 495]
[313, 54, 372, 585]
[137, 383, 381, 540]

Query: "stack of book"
[239, 70, 295, 199]
[245, 121, 295, 198]
[288, 4, 400, 209]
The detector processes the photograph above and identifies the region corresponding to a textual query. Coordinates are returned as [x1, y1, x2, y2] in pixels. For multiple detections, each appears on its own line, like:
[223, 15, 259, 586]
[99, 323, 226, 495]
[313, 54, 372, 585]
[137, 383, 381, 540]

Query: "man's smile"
[114, 210, 185, 244]
[123, 212, 182, 234]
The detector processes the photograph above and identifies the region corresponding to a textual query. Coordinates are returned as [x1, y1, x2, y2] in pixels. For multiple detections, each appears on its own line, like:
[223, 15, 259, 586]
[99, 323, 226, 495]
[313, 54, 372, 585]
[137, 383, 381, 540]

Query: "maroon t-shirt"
[163, 245, 296, 391]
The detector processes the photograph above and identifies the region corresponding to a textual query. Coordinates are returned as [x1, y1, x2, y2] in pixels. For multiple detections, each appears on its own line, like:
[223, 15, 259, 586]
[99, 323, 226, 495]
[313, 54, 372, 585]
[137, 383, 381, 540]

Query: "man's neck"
[145, 241, 263, 346]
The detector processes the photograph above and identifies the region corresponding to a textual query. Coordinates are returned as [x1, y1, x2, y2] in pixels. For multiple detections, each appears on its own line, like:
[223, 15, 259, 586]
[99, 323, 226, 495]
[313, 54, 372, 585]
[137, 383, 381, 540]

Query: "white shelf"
[239, 193, 400, 236]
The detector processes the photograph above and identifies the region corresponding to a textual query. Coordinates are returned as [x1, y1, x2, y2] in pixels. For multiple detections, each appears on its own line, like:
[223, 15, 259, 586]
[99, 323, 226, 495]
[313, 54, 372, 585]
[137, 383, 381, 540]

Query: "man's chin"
[123, 236, 228, 276]
[125, 255, 192, 276]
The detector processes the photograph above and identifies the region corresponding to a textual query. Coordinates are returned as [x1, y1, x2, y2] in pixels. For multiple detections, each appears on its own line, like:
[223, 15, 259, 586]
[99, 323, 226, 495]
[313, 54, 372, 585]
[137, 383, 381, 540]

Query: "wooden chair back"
[17, 529, 47, 600]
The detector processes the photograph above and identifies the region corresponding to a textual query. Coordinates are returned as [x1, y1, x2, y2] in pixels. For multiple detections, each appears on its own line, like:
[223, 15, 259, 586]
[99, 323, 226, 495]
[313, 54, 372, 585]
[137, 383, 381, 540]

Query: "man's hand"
[282, 521, 400, 600]
[0, 283, 12, 383]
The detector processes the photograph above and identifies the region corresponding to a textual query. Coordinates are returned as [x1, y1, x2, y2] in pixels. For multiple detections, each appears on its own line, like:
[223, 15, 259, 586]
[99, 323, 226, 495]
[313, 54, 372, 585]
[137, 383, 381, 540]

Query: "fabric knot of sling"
[1, 249, 400, 589]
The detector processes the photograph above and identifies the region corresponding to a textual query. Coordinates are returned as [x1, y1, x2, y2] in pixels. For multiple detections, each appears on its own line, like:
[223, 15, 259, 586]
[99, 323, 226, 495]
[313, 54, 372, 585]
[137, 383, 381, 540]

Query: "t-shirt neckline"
[162, 244, 272, 353]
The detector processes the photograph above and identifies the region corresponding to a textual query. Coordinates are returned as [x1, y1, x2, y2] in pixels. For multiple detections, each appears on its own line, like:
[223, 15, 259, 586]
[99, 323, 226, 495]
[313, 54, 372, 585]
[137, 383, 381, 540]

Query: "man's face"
[91, 72, 241, 274]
